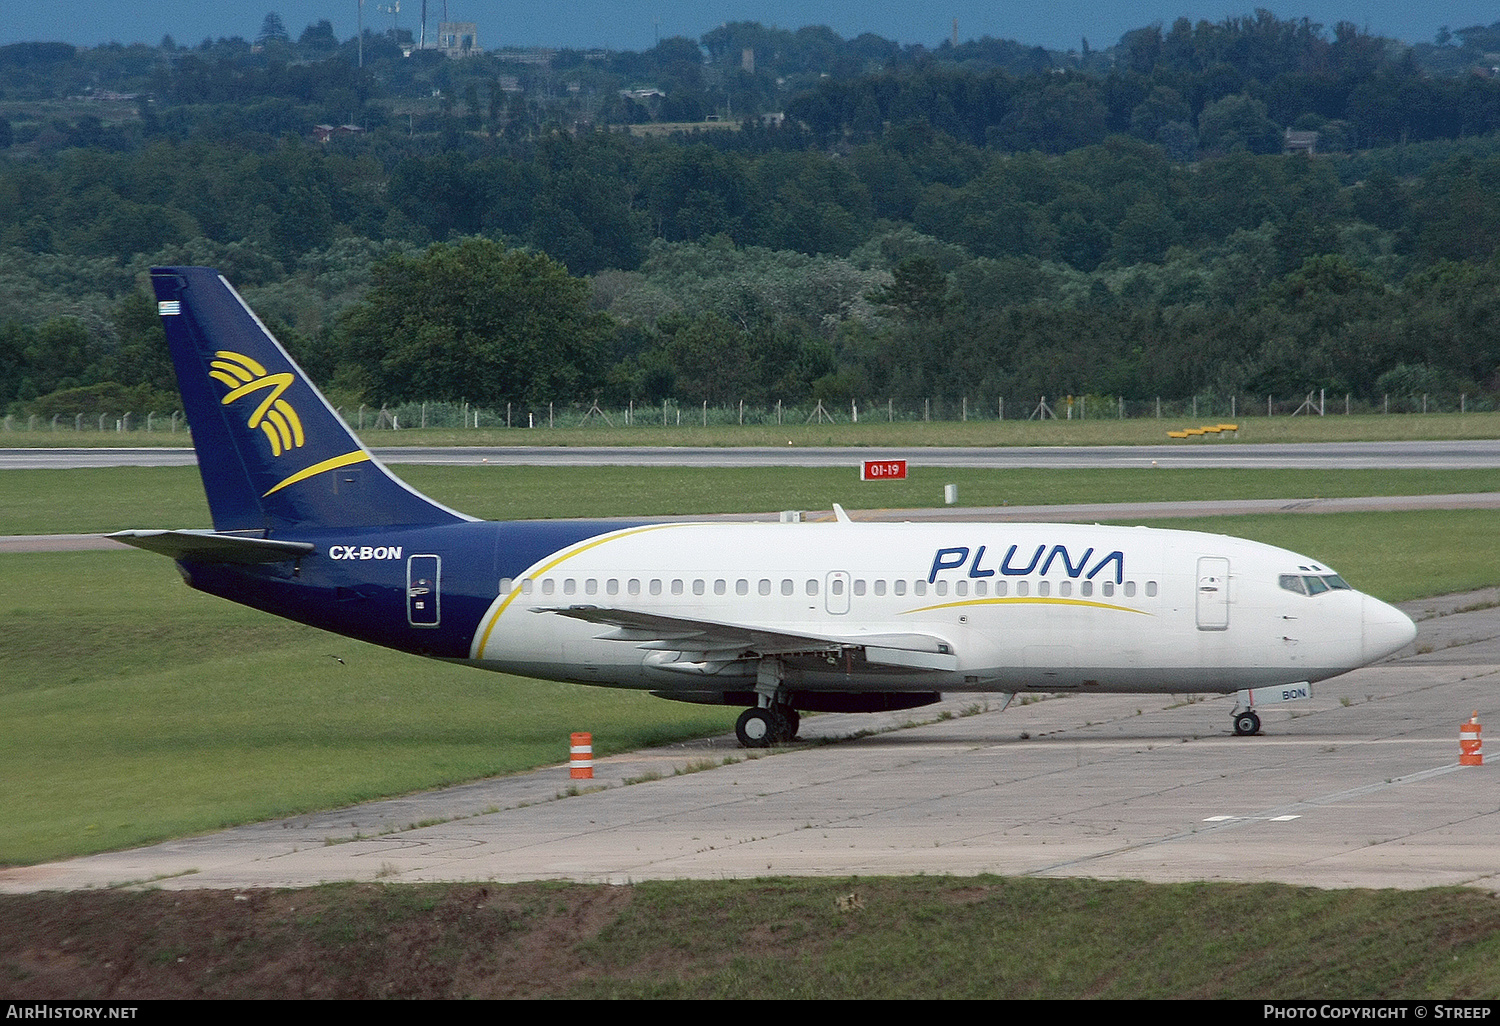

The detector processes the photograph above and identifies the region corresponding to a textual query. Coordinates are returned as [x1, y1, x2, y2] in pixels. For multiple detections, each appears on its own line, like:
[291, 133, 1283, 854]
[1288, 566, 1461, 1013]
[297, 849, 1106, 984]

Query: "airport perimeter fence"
[4, 391, 1497, 436]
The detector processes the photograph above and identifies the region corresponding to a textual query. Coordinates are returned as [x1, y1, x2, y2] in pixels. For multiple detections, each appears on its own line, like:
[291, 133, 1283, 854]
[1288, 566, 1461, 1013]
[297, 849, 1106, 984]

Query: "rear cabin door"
[1195, 556, 1230, 631]
[407, 554, 441, 627]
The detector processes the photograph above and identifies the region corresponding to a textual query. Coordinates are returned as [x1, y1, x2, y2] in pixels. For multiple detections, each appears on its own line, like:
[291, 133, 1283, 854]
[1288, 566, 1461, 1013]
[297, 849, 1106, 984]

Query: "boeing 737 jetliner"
[113, 268, 1417, 746]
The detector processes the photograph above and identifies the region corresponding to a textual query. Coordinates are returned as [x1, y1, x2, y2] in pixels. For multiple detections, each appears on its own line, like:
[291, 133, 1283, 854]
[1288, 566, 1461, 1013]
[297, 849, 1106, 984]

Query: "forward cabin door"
[1196, 556, 1230, 631]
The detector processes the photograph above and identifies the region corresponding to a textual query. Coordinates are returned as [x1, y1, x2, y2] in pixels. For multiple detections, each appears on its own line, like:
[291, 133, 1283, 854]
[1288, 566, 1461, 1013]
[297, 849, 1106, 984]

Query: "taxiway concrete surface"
[4, 593, 1497, 895]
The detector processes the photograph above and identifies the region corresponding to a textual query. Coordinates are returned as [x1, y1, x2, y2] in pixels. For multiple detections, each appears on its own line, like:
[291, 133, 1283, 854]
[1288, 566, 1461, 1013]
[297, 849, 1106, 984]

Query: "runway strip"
[8, 438, 1500, 470]
[2, 596, 1496, 894]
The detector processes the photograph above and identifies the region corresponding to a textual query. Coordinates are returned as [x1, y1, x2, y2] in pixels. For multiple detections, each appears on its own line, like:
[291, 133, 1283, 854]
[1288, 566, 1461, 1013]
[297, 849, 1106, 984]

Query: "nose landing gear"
[1232, 709, 1261, 736]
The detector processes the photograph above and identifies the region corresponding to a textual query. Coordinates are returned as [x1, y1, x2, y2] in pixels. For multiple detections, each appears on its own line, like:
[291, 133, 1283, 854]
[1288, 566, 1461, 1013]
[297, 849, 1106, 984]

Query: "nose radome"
[1362, 594, 1417, 663]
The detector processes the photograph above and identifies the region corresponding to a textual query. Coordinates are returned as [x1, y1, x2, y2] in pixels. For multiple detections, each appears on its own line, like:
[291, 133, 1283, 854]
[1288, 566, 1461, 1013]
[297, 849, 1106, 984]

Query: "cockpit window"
[1281, 573, 1353, 596]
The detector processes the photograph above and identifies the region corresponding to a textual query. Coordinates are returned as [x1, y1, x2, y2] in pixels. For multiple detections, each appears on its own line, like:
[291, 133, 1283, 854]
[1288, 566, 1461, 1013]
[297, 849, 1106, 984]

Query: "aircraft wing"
[537, 605, 959, 671]
[109, 529, 315, 564]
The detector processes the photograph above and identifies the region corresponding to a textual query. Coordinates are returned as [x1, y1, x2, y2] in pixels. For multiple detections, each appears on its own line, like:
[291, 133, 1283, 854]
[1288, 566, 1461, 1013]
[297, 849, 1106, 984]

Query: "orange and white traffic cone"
[1460, 713, 1483, 767]
[570, 732, 594, 779]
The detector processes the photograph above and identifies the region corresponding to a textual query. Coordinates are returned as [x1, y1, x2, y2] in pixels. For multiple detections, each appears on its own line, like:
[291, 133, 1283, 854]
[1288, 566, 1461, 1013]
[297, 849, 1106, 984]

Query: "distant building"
[313, 123, 365, 144]
[1284, 129, 1319, 155]
[437, 22, 479, 58]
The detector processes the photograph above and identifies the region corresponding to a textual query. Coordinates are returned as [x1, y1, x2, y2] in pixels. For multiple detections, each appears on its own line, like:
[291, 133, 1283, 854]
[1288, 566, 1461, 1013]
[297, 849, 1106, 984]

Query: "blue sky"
[1, 2, 1490, 53]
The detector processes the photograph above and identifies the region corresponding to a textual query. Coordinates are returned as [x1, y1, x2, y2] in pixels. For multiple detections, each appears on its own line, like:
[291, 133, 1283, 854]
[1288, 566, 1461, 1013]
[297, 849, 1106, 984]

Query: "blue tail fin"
[152, 267, 470, 533]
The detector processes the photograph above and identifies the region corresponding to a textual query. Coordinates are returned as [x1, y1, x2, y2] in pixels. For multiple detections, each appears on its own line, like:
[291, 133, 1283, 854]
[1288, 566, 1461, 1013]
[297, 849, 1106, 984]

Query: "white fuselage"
[469, 521, 1415, 698]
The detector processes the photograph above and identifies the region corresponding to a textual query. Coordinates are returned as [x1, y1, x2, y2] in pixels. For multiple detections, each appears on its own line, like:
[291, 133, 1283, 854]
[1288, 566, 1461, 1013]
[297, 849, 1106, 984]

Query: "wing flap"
[537, 605, 957, 669]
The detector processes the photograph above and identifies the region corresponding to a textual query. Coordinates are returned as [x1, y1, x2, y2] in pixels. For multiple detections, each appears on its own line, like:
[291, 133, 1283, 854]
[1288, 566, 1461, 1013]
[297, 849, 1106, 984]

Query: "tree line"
[5, 12, 1500, 414]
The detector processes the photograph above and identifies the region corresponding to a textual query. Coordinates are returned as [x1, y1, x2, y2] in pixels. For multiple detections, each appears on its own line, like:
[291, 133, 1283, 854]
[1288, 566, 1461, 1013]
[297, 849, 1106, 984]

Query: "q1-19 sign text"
[860, 459, 908, 481]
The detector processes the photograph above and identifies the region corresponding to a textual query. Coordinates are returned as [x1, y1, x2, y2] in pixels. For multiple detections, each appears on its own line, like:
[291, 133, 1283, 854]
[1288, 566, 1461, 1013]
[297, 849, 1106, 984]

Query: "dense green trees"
[9, 14, 1500, 417]
[338, 239, 611, 406]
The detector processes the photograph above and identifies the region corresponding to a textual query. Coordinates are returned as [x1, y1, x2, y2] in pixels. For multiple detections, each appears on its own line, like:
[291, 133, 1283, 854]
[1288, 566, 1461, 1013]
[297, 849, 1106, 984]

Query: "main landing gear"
[735, 704, 800, 748]
[735, 656, 801, 748]
[1232, 709, 1261, 736]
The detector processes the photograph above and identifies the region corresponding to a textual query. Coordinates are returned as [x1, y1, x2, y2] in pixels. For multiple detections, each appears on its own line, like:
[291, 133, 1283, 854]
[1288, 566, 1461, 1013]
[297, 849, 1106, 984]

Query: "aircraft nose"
[1361, 594, 1416, 663]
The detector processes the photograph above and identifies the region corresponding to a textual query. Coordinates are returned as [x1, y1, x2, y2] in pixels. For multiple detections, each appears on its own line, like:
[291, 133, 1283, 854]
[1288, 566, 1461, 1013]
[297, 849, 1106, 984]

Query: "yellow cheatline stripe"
[473, 523, 684, 657]
[263, 450, 371, 497]
[902, 596, 1151, 616]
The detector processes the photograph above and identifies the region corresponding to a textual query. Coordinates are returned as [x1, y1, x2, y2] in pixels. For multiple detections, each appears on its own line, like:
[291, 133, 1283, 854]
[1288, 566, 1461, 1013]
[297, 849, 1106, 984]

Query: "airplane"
[112, 267, 1418, 748]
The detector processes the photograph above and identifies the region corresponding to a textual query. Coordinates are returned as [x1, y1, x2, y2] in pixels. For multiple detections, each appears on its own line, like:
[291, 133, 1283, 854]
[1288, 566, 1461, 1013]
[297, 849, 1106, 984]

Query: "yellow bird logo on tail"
[209, 350, 305, 456]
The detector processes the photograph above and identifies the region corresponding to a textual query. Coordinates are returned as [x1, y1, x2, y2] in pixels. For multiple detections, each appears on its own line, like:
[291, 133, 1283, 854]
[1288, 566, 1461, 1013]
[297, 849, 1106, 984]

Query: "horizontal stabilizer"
[109, 529, 315, 564]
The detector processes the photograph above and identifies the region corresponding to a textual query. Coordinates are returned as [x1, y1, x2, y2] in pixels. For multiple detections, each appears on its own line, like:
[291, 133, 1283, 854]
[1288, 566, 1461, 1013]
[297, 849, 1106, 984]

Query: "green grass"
[3, 463, 1499, 865]
[3, 877, 1496, 998]
[0, 550, 735, 865]
[4, 408, 1500, 447]
[1107, 509, 1500, 603]
[568, 876, 1500, 999]
[7, 463, 1500, 534]
[11, 876, 1500, 1002]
